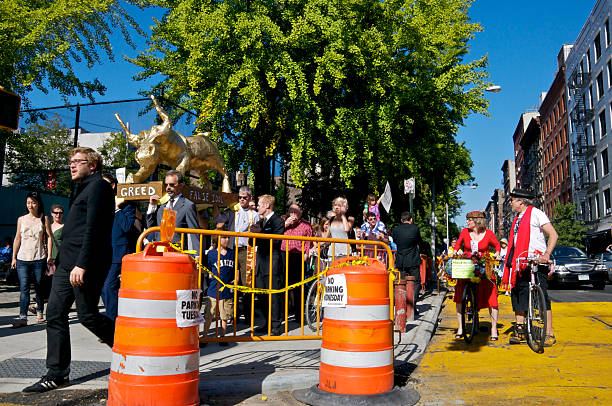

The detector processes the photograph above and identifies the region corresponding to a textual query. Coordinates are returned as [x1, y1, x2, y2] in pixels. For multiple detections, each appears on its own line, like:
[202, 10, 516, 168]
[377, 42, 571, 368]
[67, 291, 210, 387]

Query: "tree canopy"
[131, 0, 489, 210]
[552, 203, 587, 250]
[5, 115, 73, 196]
[0, 0, 146, 107]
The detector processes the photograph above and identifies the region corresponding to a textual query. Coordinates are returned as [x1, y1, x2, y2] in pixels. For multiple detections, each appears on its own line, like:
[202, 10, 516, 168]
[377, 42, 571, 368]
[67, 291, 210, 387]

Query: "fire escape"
[569, 68, 596, 222]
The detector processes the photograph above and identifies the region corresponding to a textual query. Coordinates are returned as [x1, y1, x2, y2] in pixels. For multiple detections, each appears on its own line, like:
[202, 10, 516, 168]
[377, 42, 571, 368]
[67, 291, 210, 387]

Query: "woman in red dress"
[453, 211, 501, 341]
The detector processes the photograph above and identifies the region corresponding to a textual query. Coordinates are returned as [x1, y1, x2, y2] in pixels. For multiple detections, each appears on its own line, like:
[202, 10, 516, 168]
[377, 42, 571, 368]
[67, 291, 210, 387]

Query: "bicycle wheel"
[461, 283, 477, 343]
[305, 280, 324, 332]
[526, 284, 547, 354]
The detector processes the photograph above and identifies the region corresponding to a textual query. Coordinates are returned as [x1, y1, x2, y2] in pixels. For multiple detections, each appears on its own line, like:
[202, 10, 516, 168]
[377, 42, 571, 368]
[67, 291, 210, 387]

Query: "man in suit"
[214, 186, 260, 324]
[24, 147, 115, 393]
[253, 194, 284, 335]
[101, 174, 136, 321]
[146, 170, 200, 253]
[391, 211, 424, 310]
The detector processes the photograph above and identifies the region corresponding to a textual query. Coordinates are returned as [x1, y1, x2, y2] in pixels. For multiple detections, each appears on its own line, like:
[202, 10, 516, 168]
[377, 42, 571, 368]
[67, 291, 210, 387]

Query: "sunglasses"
[52, 211, 64, 215]
[238, 195, 249, 200]
[166, 183, 179, 187]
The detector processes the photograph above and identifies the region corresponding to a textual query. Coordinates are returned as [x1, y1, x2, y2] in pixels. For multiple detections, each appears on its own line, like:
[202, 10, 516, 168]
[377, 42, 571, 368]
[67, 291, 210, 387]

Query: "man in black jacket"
[392, 211, 424, 310]
[253, 194, 285, 335]
[24, 147, 115, 393]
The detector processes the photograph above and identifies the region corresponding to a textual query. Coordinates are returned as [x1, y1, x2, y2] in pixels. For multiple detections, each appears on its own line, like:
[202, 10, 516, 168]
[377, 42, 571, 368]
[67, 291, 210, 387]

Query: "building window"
[589, 86, 594, 108]
[593, 157, 598, 181]
[608, 59, 612, 88]
[603, 148, 609, 176]
[597, 71, 604, 100]
[606, 18, 611, 46]
[600, 110, 607, 138]
[595, 33, 602, 61]
[605, 189, 611, 215]
[587, 49, 592, 72]
[597, 193, 601, 218]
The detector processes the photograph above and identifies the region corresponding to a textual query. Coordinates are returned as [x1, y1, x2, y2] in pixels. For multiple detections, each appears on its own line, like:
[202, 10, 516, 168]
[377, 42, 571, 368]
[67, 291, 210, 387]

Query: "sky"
[22, 0, 597, 224]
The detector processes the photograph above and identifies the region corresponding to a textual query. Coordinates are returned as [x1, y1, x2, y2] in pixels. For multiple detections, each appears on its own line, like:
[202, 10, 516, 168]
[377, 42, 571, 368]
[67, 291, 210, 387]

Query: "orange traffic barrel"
[293, 257, 420, 405]
[108, 243, 200, 406]
[318, 257, 393, 395]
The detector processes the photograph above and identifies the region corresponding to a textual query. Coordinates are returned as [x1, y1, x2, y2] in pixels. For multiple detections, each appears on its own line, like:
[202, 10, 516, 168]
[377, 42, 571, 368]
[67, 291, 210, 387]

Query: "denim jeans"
[16, 259, 46, 318]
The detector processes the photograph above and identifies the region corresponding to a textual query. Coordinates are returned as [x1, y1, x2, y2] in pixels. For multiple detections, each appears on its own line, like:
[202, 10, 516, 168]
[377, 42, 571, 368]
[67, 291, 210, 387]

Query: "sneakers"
[22, 375, 69, 393]
[509, 325, 525, 345]
[543, 334, 556, 347]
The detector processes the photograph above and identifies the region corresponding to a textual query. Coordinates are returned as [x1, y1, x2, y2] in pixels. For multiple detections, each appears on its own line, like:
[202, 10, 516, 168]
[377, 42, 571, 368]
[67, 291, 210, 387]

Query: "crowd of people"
[2, 146, 559, 394]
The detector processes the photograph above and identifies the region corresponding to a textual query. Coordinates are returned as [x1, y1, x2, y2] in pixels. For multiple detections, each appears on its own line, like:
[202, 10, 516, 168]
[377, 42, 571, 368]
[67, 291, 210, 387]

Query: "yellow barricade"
[136, 227, 396, 342]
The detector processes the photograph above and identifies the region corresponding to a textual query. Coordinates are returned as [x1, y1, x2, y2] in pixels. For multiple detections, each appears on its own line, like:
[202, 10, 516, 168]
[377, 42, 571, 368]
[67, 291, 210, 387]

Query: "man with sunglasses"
[146, 170, 200, 253]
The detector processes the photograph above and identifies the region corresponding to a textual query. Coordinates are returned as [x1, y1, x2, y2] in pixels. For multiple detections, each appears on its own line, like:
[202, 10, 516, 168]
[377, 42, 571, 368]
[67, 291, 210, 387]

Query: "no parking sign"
[322, 275, 347, 307]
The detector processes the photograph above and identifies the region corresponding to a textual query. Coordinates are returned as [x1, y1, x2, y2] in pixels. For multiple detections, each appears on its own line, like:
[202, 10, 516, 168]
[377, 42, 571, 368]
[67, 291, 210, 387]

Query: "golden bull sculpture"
[114, 95, 231, 192]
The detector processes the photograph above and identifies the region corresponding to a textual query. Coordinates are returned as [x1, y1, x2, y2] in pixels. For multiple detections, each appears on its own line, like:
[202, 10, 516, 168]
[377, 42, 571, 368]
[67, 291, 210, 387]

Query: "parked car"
[550, 246, 608, 289]
[593, 251, 612, 282]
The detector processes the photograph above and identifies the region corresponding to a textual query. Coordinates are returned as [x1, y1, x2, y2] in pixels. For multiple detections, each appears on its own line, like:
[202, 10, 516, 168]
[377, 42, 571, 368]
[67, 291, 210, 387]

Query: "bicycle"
[513, 252, 553, 354]
[304, 256, 331, 332]
[460, 275, 479, 343]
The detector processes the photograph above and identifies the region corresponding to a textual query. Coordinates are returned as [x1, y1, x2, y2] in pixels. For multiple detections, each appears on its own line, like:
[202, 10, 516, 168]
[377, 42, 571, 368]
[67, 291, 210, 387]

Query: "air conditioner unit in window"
[607, 208, 612, 215]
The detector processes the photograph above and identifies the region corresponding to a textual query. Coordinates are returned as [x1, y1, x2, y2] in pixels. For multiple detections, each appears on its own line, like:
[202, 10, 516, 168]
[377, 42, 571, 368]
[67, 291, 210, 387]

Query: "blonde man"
[253, 194, 285, 335]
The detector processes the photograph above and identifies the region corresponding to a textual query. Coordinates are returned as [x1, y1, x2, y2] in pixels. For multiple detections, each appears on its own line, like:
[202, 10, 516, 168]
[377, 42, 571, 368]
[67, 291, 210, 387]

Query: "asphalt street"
[548, 282, 612, 302]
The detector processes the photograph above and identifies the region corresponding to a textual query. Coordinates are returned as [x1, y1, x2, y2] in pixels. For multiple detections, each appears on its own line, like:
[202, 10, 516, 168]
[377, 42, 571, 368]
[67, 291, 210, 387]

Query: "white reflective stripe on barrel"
[324, 304, 389, 321]
[320, 348, 392, 368]
[111, 352, 199, 376]
[117, 297, 176, 319]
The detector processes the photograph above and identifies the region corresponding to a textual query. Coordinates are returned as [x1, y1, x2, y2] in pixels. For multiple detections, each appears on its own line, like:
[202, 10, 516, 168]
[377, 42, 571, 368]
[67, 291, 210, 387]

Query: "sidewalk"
[0, 281, 446, 404]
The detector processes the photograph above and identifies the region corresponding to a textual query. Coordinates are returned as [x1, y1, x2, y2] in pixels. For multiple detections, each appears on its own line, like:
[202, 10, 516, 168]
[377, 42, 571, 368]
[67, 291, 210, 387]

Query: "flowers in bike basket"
[437, 251, 500, 282]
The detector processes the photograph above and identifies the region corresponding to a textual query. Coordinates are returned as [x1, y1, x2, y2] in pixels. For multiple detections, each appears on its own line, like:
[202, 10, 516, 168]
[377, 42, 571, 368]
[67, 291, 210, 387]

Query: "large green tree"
[0, 0, 146, 106]
[132, 0, 489, 204]
[5, 115, 73, 196]
[552, 203, 587, 250]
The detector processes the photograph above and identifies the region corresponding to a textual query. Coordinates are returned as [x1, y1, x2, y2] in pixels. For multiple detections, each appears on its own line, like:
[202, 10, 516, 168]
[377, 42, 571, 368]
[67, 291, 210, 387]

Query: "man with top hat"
[502, 188, 558, 346]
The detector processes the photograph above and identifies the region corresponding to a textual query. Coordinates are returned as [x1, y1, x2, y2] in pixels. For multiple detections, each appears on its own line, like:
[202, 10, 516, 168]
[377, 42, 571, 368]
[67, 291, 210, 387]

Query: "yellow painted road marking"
[414, 294, 612, 405]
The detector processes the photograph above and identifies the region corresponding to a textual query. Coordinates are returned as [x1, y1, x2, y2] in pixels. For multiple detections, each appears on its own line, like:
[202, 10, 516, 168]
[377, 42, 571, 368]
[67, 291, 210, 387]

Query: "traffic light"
[0, 86, 21, 131]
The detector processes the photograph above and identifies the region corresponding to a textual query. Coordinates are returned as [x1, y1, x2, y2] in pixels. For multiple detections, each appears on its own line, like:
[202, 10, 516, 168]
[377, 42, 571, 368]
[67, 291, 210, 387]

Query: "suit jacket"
[255, 213, 285, 256]
[111, 203, 136, 263]
[146, 195, 200, 253]
[392, 223, 423, 269]
[58, 172, 114, 276]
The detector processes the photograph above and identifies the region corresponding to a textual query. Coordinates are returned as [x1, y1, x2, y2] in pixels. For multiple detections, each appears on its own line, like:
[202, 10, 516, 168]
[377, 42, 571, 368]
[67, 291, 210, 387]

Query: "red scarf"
[503, 206, 533, 287]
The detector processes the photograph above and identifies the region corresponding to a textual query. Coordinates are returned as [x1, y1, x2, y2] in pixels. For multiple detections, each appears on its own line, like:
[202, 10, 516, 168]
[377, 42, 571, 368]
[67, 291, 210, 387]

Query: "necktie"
[168, 198, 175, 210]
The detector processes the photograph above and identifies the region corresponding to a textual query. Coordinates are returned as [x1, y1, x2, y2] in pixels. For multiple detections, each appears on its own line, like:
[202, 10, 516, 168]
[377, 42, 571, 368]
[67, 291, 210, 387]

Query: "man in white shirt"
[146, 170, 200, 253]
[503, 188, 558, 347]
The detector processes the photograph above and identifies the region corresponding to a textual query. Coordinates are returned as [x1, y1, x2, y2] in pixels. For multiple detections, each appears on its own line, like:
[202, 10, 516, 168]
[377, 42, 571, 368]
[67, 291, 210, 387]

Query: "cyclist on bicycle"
[453, 210, 501, 341]
[502, 188, 558, 346]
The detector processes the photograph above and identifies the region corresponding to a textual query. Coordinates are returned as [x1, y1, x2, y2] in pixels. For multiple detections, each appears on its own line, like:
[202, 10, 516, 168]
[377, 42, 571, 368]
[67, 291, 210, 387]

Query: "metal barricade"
[136, 227, 395, 342]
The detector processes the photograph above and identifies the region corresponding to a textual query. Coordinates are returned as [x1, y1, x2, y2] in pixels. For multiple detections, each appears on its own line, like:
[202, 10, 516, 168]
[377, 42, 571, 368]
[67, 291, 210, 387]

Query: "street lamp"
[485, 85, 502, 93]
[446, 185, 478, 252]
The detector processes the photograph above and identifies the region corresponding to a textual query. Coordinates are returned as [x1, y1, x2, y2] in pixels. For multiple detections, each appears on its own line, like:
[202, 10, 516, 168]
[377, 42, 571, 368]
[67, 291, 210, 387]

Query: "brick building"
[539, 45, 573, 218]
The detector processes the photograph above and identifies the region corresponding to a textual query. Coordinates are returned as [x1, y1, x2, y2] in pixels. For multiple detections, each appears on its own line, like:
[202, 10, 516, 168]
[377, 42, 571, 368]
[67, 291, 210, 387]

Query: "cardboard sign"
[176, 289, 203, 327]
[183, 185, 237, 207]
[117, 181, 163, 200]
[322, 274, 347, 308]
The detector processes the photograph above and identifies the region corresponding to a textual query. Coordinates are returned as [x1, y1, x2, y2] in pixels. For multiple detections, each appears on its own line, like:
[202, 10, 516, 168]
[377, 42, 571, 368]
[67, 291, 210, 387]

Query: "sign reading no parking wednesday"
[322, 275, 347, 307]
